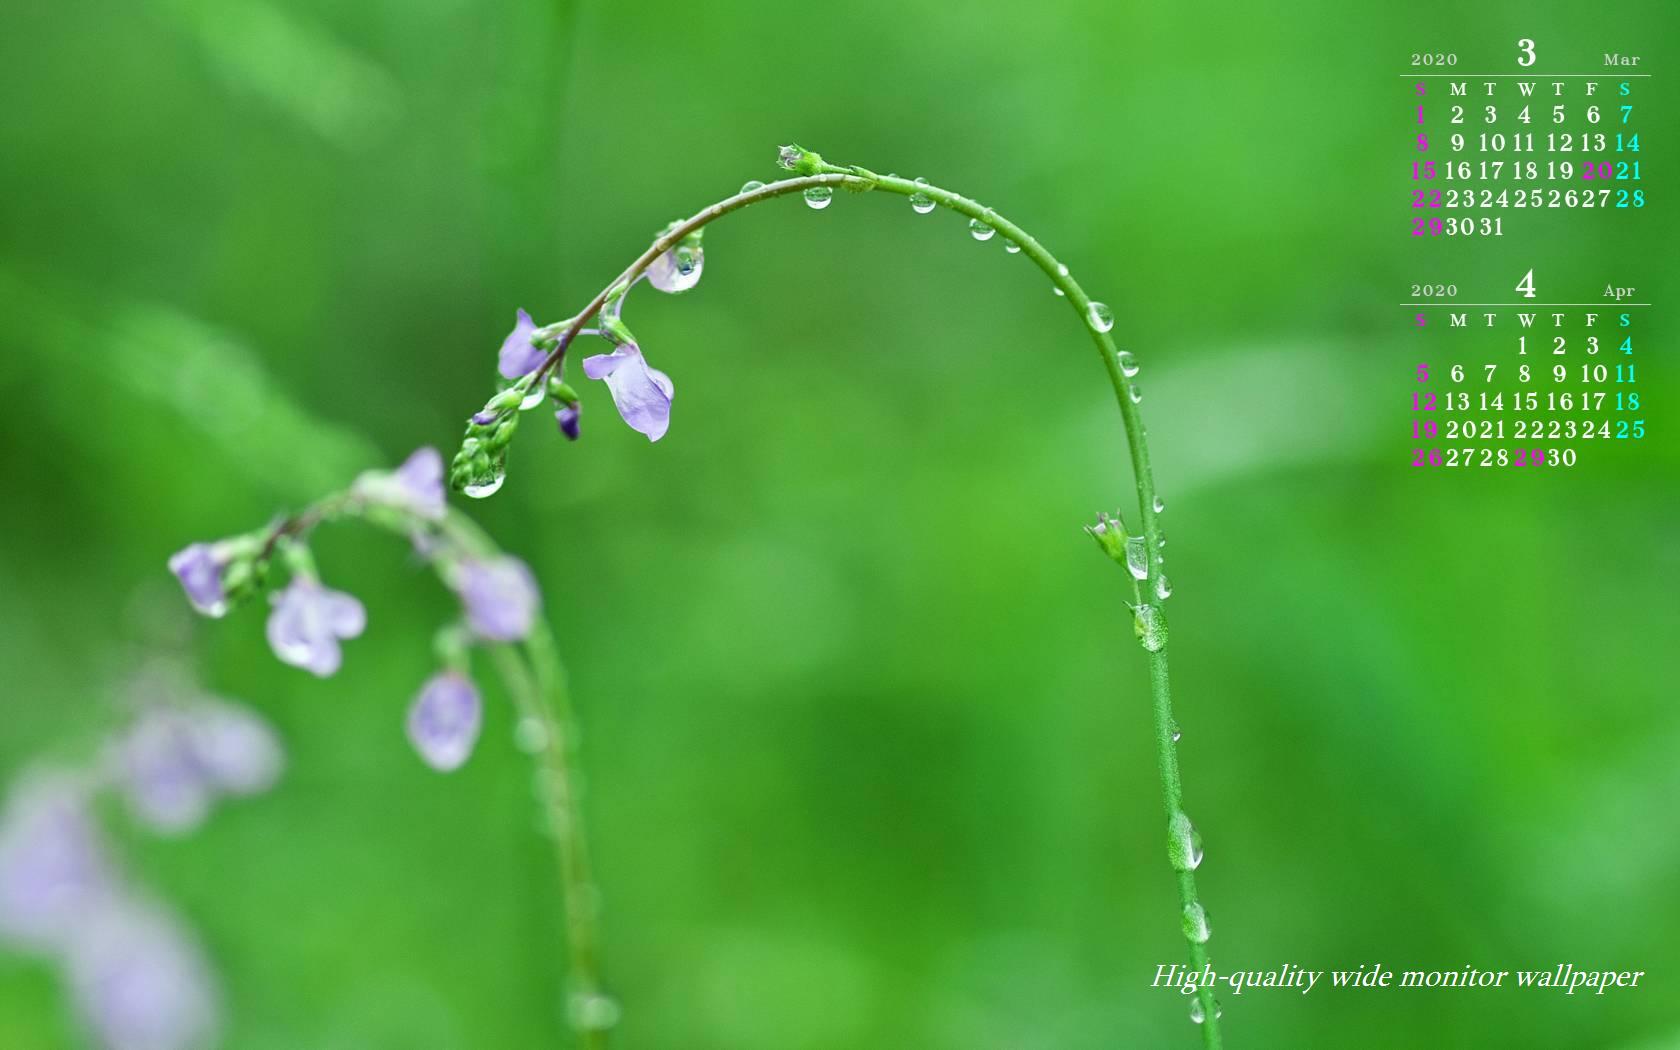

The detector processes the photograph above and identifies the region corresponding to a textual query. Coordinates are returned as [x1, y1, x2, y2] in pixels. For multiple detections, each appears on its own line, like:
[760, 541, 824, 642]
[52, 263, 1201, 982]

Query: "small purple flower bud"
[353, 447, 447, 521]
[471, 409, 499, 426]
[265, 580, 366, 677]
[556, 403, 581, 441]
[167, 544, 227, 618]
[405, 672, 482, 772]
[0, 773, 118, 952]
[582, 343, 674, 442]
[498, 308, 545, 379]
[66, 899, 220, 1050]
[456, 557, 539, 641]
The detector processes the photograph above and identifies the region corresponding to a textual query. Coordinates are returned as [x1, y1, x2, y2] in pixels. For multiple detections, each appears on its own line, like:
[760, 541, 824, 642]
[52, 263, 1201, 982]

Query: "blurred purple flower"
[166, 545, 226, 619]
[456, 557, 539, 641]
[498, 308, 545, 379]
[66, 898, 220, 1050]
[265, 580, 366, 677]
[112, 703, 283, 834]
[0, 773, 118, 951]
[353, 447, 446, 521]
[405, 673, 482, 772]
[582, 343, 673, 441]
[556, 403, 581, 441]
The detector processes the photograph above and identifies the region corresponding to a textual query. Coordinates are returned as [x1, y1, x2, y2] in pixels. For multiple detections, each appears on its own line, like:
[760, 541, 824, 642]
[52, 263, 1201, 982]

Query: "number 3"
[1517, 38, 1536, 66]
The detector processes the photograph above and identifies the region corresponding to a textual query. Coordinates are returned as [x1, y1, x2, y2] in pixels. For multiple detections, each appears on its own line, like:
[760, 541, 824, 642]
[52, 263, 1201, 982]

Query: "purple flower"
[498, 308, 545, 379]
[111, 703, 284, 834]
[66, 898, 220, 1050]
[167, 544, 227, 618]
[183, 702, 283, 797]
[0, 773, 118, 952]
[582, 343, 674, 441]
[456, 557, 539, 641]
[353, 447, 446, 521]
[556, 403, 581, 441]
[405, 673, 482, 772]
[265, 580, 366, 677]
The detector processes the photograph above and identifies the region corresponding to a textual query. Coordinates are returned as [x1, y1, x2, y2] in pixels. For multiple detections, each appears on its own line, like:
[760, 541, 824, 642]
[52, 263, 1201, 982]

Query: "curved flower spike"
[456, 557, 539, 641]
[353, 447, 447, 521]
[582, 343, 674, 441]
[497, 308, 545, 379]
[167, 544, 227, 618]
[406, 672, 483, 772]
[265, 580, 366, 677]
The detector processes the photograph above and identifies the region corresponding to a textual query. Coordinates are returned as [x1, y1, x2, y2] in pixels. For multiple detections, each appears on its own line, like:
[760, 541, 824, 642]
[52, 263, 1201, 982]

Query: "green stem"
[817, 162, 1224, 1048]
[491, 636, 610, 1049]
[515, 153, 1220, 1045]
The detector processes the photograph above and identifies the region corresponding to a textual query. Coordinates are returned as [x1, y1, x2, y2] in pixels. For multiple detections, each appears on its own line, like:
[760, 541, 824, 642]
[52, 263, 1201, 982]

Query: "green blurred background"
[2, 0, 1677, 1046]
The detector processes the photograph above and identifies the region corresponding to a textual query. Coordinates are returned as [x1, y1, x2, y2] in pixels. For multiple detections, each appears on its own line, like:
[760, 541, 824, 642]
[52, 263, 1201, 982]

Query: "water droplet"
[1086, 301, 1115, 333]
[648, 245, 704, 293]
[1133, 603, 1168, 652]
[1057, 263, 1069, 277]
[1117, 350, 1140, 377]
[1182, 902, 1211, 944]
[740, 179, 766, 194]
[1125, 537, 1148, 581]
[776, 145, 802, 170]
[514, 716, 548, 753]
[1167, 811, 1202, 871]
[1189, 997, 1222, 1025]
[462, 471, 506, 499]
[803, 186, 833, 210]
[1153, 496, 1165, 514]
[1170, 721, 1182, 744]
[1128, 384, 1142, 404]
[1157, 531, 1168, 548]
[1004, 241, 1021, 254]
[1052, 287, 1065, 297]
[968, 218, 994, 241]
[1155, 574, 1173, 601]
[909, 179, 935, 213]
[569, 992, 622, 1032]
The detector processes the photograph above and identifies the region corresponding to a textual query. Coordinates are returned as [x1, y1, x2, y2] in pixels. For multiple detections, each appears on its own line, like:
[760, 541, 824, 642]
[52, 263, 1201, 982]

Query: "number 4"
[1515, 269, 1536, 298]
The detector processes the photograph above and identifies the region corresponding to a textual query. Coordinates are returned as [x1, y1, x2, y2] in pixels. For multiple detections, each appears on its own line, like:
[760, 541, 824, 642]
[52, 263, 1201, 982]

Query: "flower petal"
[406, 673, 482, 772]
[497, 309, 545, 379]
[583, 344, 672, 441]
[457, 557, 539, 641]
[167, 544, 226, 618]
[265, 581, 364, 678]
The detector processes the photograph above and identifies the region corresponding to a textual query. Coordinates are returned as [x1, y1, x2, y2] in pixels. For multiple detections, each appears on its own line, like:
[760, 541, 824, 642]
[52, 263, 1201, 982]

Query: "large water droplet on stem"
[1117, 350, 1140, 377]
[1155, 574, 1173, 601]
[1189, 997, 1222, 1025]
[1125, 537, 1148, 581]
[740, 179, 767, 194]
[968, 218, 994, 241]
[803, 186, 833, 210]
[1086, 301, 1115, 333]
[1168, 811, 1203, 871]
[909, 178, 935, 214]
[1182, 902, 1211, 944]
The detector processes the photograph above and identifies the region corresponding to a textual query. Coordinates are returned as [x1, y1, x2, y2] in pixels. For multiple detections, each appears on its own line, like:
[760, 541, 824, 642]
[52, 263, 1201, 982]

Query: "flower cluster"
[169, 447, 542, 773]
[0, 690, 282, 1050]
[450, 220, 707, 497]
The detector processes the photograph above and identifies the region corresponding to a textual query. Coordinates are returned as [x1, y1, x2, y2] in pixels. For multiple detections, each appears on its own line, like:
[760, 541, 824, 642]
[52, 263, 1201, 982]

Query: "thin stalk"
[491, 638, 609, 1048]
[523, 155, 1220, 1045]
